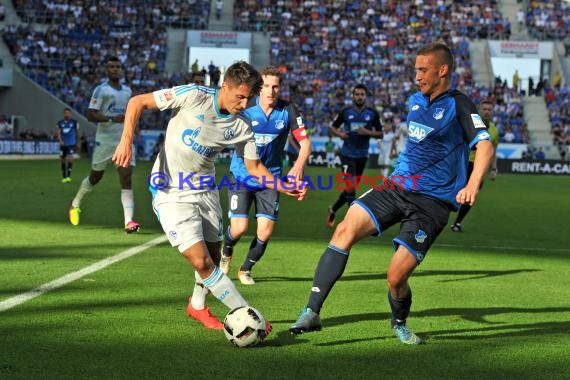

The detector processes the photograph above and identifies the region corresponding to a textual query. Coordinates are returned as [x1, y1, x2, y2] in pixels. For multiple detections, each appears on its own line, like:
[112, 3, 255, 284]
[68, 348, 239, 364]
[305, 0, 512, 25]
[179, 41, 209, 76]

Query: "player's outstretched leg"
[289, 244, 349, 334]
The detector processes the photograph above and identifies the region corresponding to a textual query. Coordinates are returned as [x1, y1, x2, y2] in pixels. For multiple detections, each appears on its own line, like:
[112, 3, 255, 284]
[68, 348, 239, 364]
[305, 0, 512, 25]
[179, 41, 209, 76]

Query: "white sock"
[121, 189, 134, 225]
[72, 177, 93, 208]
[203, 266, 247, 310]
[191, 271, 209, 310]
[382, 167, 389, 177]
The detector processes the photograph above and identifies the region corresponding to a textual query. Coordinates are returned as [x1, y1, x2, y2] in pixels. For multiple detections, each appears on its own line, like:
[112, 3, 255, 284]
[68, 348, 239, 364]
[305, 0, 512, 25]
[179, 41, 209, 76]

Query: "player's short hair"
[417, 43, 454, 74]
[224, 61, 263, 95]
[260, 66, 282, 83]
[106, 56, 120, 64]
[352, 83, 368, 95]
[63, 107, 72, 112]
[480, 98, 494, 107]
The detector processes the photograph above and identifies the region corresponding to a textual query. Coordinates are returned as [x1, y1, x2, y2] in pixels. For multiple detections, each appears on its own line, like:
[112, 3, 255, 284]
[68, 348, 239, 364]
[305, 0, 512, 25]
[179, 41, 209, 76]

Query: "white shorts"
[92, 142, 136, 171]
[153, 190, 223, 253]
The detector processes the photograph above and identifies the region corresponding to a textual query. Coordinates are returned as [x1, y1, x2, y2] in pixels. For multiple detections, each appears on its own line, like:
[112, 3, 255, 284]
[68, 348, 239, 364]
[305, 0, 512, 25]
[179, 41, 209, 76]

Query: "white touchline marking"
[0, 235, 167, 313]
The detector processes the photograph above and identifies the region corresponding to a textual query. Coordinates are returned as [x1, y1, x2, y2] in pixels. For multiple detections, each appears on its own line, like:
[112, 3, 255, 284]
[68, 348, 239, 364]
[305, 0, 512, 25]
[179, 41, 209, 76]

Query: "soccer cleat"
[326, 207, 335, 228]
[61, 178, 68, 183]
[450, 223, 462, 232]
[260, 320, 272, 341]
[220, 254, 232, 275]
[289, 307, 322, 334]
[237, 270, 255, 285]
[68, 204, 81, 226]
[186, 297, 224, 330]
[125, 220, 141, 233]
[393, 323, 424, 345]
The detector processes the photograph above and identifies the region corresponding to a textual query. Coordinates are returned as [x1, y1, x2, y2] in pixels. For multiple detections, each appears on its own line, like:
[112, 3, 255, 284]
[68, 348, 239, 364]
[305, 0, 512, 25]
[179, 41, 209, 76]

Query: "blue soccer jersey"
[230, 97, 306, 189]
[392, 89, 491, 209]
[332, 106, 382, 158]
[57, 118, 79, 146]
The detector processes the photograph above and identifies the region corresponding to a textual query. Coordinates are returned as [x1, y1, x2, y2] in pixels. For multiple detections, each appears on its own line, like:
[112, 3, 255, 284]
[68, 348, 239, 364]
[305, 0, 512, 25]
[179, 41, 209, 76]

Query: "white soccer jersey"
[151, 84, 258, 199]
[378, 130, 395, 156]
[89, 80, 132, 143]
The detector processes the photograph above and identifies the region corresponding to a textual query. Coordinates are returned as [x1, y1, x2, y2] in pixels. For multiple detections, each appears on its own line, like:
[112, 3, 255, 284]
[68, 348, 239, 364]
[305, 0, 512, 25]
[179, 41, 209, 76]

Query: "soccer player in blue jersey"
[68, 56, 141, 233]
[220, 66, 311, 285]
[57, 107, 79, 183]
[326, 84, 383, 228]
[290, 43, 494, 345]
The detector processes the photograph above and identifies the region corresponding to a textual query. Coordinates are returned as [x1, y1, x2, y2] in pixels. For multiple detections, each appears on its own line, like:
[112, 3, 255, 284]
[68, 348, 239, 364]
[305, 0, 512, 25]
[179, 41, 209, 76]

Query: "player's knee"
[230, 224, 247, 239]
[386, 270, 408, 292]
[331, 219, 357, 246]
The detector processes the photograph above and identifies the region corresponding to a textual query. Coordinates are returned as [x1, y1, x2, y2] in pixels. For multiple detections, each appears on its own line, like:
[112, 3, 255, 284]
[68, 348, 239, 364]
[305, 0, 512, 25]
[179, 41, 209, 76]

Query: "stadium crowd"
[3, 0, 211, 130]
[234, 0, 529, 143]
[0, 0, 563, 148]
[544, 84, 570, 160]
[525, 0, 570, 40]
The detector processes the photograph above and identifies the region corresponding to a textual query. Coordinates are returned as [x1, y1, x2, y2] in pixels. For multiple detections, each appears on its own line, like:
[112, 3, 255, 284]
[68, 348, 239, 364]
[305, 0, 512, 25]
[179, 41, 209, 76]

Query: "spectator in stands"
[0, 115, 12, 138]
[513, 70, 520, 92]
[535, 147, 546, 160]
[564, 34, 570, 57]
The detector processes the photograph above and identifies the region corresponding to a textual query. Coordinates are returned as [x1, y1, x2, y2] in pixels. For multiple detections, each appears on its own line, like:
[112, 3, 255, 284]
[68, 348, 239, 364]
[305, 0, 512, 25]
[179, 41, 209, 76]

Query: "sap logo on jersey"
[408, 121, 434, 143]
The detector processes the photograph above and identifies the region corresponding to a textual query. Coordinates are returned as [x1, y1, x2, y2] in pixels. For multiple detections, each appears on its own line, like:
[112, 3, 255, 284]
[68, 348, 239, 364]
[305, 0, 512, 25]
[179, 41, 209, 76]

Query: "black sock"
[67, 162, 73, 178]
[388, 290, 412, 327]
[61, 162, 66, 178]
[331, 192, 347, 213]
[223, 226, 240, 257]
[344, 191, 356, 207]
[455, 204, 471, 225]
[241, 237, 268, 271]
[307, 245, 349, 314]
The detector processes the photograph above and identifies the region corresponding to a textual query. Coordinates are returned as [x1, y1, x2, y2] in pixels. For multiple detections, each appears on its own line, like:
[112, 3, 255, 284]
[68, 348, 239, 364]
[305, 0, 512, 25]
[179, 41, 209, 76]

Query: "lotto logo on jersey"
[471, 114, 486, 129]
[408, 121, 434, 143]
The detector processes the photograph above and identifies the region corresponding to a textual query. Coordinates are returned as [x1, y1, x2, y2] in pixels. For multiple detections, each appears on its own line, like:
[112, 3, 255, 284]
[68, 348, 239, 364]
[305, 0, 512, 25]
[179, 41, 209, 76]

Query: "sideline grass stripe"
[0, 235, 167, 312]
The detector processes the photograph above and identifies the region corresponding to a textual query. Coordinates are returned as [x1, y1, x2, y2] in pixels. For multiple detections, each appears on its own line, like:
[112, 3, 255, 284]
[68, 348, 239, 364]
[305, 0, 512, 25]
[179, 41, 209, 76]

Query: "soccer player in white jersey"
[68, 56, 141, 233]
[112, 61, 307, 332]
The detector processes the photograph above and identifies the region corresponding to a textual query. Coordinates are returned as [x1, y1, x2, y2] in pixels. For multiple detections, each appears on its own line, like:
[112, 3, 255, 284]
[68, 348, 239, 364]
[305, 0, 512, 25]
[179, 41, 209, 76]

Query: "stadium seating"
[526, 0, 569, 40]
[233, 1, 525, 138]
[3, 0, 211, 130]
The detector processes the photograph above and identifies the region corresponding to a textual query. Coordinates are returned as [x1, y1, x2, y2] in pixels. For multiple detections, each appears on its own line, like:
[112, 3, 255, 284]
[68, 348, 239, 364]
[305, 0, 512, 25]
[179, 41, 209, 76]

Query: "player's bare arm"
[86, 108, 124, 123]
[329, 124, 348, 140]
[357, 127, 383, 138]
[244, 158, 308, 201]
[113, 93, 158, 168]
[287, 138, 311, 182]
[456, 139, 494, 205]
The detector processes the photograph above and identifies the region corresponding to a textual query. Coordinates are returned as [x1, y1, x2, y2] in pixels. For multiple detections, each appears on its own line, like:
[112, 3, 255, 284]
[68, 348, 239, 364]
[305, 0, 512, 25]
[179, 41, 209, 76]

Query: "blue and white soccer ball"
[223, 306, 266, 348]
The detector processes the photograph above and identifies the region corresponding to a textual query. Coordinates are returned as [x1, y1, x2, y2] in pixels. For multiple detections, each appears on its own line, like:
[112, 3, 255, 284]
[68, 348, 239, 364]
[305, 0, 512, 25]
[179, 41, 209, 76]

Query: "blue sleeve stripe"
[174, 84, 197, 96]
[328, 243, 350, 256]
[469, 130, 491, 149]
[352, 200, 382, 236]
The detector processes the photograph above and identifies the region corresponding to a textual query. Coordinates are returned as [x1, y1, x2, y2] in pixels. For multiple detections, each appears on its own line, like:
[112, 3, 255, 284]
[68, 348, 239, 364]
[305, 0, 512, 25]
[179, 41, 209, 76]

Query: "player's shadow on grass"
[316, 319, 570, 347]
[263, 329, 311, 347]
[254, 268, 540, 283]
[299, 306, 570, 346]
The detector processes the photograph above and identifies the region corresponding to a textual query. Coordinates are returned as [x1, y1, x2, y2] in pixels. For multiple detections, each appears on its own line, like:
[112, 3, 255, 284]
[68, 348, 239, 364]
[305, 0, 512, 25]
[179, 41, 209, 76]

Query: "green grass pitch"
[1, 159, 569, 379]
